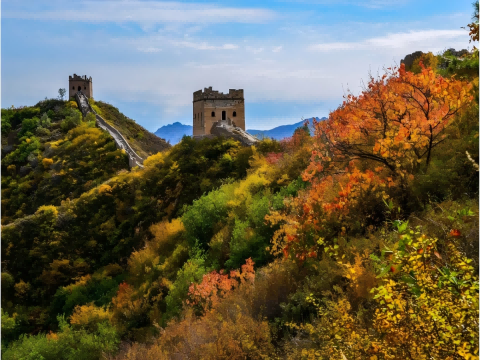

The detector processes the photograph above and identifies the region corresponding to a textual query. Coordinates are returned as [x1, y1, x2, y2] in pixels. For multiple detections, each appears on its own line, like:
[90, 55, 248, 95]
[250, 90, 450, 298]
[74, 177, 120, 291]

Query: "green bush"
[3, 135, 41, 165]
[61, 110, 82, 132]
[2, 115, 12, 134]
[2, 316, 120, 360]
[163, 256, 207, 324]
[19, 117, 39, 136]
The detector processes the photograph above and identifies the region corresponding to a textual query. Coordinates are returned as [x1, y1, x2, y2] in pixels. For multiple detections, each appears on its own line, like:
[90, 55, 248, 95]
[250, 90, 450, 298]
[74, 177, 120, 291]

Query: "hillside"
[92, 100, 171, 159]
[1, 43, 479, 360]
[154, 122, 193, 145]
[1, 99, 131, 225]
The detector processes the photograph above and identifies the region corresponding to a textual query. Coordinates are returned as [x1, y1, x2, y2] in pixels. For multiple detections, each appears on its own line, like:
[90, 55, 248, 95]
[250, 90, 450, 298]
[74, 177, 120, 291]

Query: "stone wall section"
[192, 119, 258, 147]
[75, 91, 144, 168]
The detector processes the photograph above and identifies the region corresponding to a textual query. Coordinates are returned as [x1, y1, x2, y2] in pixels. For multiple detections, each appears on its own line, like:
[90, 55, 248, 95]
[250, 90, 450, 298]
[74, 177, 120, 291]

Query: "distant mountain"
[247, 117, 327, 140]
[154, 122, 192, 145]
[154, 117, 327, 145]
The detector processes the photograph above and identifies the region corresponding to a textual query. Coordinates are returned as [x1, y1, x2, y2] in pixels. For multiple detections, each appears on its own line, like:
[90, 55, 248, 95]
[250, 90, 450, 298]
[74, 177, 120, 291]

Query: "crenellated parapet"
[193, 87, 244, 102]
[69, 74, 93, 82]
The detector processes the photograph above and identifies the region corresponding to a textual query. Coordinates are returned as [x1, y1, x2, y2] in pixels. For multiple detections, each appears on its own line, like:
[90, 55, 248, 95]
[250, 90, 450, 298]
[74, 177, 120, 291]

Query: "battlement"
[69, 74, 92, 82]
[193, 87, 244, 102]
[69, 74, 93, 99]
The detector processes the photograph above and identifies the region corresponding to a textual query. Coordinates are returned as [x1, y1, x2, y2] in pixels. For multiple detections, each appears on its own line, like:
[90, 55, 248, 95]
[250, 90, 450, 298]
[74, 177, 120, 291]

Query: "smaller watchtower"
[193, 87, 245, 136]
[69, 74, 93, 99]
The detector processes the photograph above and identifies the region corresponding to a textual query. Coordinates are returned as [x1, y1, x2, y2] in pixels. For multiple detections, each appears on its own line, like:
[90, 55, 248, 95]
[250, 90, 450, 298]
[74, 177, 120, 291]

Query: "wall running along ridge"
[75, 91, 144, 169]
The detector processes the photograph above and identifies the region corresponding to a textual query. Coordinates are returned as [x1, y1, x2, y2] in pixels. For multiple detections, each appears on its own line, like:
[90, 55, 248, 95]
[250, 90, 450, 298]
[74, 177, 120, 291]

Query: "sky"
[1, 0, 476, 132]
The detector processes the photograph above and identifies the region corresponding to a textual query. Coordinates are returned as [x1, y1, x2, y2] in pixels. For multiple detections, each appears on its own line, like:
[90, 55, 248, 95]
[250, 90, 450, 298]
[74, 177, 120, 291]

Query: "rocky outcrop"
[2, 145, 14, 157]
[204, 119, 258, 146]
[74, 91, 144, 169]
[400, 51, 424, 70]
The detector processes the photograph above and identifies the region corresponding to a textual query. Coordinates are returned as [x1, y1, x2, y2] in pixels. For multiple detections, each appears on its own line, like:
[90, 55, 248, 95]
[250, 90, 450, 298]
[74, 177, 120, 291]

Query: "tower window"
[233, 111, 237, 117]
[211, 111, 215, 117]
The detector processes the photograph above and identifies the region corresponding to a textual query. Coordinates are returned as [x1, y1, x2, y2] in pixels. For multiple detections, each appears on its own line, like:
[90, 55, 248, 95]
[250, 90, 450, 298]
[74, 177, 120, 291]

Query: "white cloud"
[2, 0, 474, 131]
[3, 1, 278, 24]
[137, 46, 161, 53]
[171, 40, 238, 50]
[278, 0, 409, 9]
[309, 29, 468, 52]
[246, 46, 265, 54]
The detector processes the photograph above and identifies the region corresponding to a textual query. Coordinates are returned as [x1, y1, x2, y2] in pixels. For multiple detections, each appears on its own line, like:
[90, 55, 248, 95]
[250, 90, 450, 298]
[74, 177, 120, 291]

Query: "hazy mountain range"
[154, 117, 327, 145]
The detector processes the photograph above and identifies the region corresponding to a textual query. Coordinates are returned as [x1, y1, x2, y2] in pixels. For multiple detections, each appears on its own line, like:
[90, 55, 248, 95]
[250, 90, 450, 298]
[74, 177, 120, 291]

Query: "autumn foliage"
[1, 27, 479, 359]
[186, 258, 255, 313]
[267, 63, 475, 261]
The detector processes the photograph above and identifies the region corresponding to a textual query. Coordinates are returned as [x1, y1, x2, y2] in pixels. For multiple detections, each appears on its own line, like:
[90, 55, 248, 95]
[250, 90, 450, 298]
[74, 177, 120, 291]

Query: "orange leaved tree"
[305, 63, 472, 182]
[267, 64, 473, 261]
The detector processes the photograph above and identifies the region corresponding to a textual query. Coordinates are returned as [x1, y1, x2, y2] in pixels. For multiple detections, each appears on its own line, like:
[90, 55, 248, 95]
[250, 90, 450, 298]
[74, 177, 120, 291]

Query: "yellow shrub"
[70, 303, 112, 331]
[149, 219, 185, 253]
[35, 205, 58, 218]
[98, 184, 112, 195]
[67, 101, 78, 108]
[42, 158, 54, 169]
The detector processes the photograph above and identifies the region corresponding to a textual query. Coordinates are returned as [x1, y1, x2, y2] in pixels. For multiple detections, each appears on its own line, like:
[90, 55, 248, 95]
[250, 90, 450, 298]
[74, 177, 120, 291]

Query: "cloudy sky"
[1, 0, 476, 132]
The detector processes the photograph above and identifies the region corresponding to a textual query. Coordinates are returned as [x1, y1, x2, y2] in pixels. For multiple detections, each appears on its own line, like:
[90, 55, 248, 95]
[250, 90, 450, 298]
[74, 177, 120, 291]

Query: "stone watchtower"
[193, 87, 245, 136]
[69, 74, 93, 99]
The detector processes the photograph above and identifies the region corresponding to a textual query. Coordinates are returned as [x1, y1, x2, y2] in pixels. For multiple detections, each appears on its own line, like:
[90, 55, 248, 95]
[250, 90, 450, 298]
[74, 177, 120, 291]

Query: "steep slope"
[1, 134, 256, 340]
[92, 100, 171, 159]
[1, 99, 130, 225]
[75, 92, 144, 168]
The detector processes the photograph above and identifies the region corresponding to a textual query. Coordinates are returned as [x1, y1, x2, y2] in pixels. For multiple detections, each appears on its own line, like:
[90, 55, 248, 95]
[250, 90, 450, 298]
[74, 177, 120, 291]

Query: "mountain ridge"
[154, 117, 327, 144]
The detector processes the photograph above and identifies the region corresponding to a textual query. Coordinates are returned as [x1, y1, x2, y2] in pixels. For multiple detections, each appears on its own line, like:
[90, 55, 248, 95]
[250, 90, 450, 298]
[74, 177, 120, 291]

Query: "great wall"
[74, 91, 144, 169]
[70, 75, 257, 168]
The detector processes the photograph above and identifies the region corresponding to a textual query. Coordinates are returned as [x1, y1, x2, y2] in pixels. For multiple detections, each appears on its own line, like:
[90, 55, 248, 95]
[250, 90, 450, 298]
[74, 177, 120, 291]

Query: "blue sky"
[2, 0, 476, 132]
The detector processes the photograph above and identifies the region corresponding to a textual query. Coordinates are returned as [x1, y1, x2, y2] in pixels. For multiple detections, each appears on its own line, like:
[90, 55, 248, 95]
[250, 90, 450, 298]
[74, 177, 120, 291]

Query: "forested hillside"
[2, 23, 479, 360]
[91, 100, 170, 159]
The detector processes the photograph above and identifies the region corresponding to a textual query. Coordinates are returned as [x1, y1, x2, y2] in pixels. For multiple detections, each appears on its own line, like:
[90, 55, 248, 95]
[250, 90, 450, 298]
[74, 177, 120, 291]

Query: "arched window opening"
[77, 86, 81, 91]
[222, 111, 226, 120]
[84, 86, 86, 90]
[233, 111, 237, 117]
[72, 86, 75, 90]
[211, 111, 215, 117]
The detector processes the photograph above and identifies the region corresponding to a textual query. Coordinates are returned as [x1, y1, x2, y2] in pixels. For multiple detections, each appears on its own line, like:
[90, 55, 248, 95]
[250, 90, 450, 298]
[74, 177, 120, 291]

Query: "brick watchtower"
[69, 74, 93, 99]
[193, 87, 245, 136]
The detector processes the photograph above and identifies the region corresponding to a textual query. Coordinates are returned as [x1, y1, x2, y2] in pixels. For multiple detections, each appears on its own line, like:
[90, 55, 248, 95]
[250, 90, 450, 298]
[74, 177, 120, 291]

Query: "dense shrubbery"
[2, 315, 120, 360]
[1, 132, 263, 339]
[109, 62, 477, 357]
[1, 102, 130, 224]
[2, 25, 478, 358]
